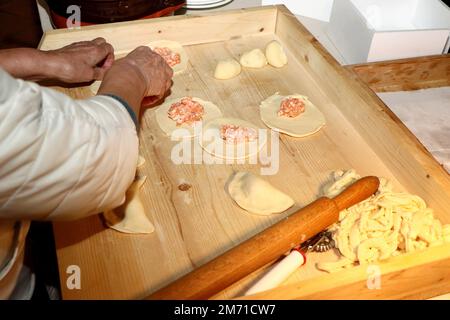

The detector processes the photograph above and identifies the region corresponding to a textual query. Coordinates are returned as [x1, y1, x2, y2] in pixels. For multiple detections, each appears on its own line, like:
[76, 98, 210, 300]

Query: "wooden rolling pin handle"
[333, 176, 380, 211]
[147, 176, 380, 300]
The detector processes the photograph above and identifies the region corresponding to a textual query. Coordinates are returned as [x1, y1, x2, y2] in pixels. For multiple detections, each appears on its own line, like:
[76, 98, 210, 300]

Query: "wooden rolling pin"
[147, 176, 380, 300]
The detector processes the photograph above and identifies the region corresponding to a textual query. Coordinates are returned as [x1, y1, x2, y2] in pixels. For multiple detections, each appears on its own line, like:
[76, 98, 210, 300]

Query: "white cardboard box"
[261, 0, 334, 22]
[327, 0, 450, 64]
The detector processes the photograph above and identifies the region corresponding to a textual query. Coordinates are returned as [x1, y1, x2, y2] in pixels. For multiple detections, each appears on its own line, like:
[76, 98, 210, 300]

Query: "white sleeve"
[0, 69, 139, 220]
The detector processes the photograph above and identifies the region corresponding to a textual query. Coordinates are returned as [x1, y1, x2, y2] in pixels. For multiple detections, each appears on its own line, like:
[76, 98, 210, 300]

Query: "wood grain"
[348, 55, 450, 92]
[39, 6, 450, 300]
[236, 243, 450, 300]
[148, 177, 378, 300]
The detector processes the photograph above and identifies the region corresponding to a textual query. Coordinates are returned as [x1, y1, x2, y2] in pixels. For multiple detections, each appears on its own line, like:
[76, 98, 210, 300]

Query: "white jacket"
[0, 68, 139, 220]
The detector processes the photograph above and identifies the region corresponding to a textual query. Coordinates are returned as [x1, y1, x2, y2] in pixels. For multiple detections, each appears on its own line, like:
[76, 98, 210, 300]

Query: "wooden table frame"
[348, 54, 450, 93]
[39, 6, 450, 300]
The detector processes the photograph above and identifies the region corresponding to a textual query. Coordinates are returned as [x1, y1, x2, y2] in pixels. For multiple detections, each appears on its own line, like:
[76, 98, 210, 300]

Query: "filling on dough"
[278, 97, 306, 118]
[317, 170, 450, 272]
[153, 47, 181, 67]
[168, 97, 205, 126]
[259, 93, 326, 138]
[147, 40, 188, 75]
[220, 124, 258, 144]
[156, 97, 222, 138]
[200, 117, 266, 160]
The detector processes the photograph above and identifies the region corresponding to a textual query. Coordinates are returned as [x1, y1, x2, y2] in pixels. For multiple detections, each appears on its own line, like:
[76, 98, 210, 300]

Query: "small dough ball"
[239, 49, 267, 68]
[227, 172, 294, 215]
[265, 40, 288, 68]
[214, 58, 241, 80]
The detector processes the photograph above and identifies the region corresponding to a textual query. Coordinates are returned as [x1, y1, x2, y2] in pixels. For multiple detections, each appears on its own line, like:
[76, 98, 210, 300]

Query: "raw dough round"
[239, 48, 267, 68]
[260, 93, 326, 137]
[200, 117, 267, 160]
[265, 40, 288, 68]
[214, 58, 241, 80]
[227, 172, 294, 215]
[147, 40, 188, 75]
[155, 97, 222, 138]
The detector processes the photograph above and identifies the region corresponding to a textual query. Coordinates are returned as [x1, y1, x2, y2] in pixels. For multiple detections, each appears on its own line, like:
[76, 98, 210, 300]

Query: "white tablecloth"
[378, 87, 450, 173]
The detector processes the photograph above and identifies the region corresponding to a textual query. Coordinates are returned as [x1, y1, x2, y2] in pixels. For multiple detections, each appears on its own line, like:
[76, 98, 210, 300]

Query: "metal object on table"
[300, 230, 335, 253]
[243, 230, 335, 296]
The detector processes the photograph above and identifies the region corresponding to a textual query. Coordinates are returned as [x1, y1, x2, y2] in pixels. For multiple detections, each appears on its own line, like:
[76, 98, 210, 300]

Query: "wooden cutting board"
[38, 6, 450, 299]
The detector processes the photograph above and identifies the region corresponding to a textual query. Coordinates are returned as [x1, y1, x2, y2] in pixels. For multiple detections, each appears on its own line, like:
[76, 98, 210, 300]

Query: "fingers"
[99, 52, 115, 71]
[121, 45, 174, 97]
[92, 37, 107, 45]
[165, 79, 172, 92]
[92, 66, 105, 81]
[94, 42, 115, 64]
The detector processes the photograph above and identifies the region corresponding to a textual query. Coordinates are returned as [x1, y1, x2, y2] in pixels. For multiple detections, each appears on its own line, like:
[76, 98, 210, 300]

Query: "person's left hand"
[46, 37, 115, 83]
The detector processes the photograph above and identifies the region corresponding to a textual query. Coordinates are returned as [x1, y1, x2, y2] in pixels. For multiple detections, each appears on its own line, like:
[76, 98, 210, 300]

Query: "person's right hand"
[117, 46, 173, 98]
[98, 46, 174, 119]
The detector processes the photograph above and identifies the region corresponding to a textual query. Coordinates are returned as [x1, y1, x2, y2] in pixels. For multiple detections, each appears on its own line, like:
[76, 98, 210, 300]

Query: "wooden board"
[39, 6, 450, 300]
[348, 55, 450, 92]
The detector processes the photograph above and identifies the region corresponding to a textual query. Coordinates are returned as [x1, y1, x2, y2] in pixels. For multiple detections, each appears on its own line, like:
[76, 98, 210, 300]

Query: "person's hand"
[98, 46, 174, 118]
[117, 46, 173, 97]
[46, 37, 114, 83]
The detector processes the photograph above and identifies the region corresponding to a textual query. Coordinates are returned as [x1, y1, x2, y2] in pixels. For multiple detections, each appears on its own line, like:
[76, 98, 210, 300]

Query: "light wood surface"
[348, 55, 450, 92]
[39, 6, 450, 300]
[148, 177, 380, 300]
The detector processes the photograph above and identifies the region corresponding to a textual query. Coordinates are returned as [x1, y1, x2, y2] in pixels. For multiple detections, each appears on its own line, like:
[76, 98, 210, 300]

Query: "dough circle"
[227, 172, 295, 215]
[147, 40, 188, 75]
[200, 117, 267, 160]
[265, 40, 288, 68]
[214, 58, 241, 80]
[155, 97, 222, 138]
[260, 93, 326, 137]
[240, 48, 267, 68]
[89, 40, 187, 95]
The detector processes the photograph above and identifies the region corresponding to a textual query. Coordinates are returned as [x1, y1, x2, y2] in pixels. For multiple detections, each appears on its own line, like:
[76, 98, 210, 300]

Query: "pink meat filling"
[168, 97, 204, 126]
[220, 124, 257, 144]
[278, 97, 306, 118]
[154, 47, 181, 67]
